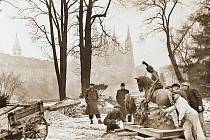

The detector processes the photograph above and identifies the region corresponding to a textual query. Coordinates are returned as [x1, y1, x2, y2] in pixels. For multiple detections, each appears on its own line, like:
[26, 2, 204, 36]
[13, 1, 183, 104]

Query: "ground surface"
[44, 97, 210, 140]
[45, 111, 136, 140]
[1, 98, 210, 140]
[45, 111, 210, 140]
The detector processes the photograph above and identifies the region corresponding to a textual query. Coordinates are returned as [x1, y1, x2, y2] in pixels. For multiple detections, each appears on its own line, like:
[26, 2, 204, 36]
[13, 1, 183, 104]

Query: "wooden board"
[123, 123, 183, 139]
[135, 135, 157, 140]
[8, 102, 44, 121]
[117, 131, 138, 136]
[114, 129, 125, 132]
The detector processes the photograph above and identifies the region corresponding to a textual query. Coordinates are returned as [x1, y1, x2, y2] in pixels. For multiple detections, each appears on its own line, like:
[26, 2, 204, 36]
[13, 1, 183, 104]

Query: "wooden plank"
[8, 102, 44, 127]
[0, 105, 18, 116]
[114, 129, 125, 132]
[15, 106, 40, 120]
[124, 124, 161, 139]
[123, 123, 183, 139]
[135, 136, 157, 140]
[153, 129, 183, 139]
[117, 131, 138, 136]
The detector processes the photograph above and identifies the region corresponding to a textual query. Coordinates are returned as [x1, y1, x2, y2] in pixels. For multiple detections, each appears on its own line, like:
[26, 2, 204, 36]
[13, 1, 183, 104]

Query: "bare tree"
[20, 0, 78, 100]
[0, 72, 23, 106]
[135, 0, 186, 82]
[78, 0, 113, 97]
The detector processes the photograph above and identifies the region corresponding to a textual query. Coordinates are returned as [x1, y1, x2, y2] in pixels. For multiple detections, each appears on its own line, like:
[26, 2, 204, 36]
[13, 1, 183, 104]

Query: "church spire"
[126, 27, 131, 41]
[124, 26, 135, 76]
[13, 34, 22, 56]
[125, 27, 132, 51]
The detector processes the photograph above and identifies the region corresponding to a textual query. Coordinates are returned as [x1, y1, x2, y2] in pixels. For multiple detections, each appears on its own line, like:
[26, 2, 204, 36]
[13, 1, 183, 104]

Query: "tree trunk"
[166, 30, 185, 83]
[59, 0, 68, 100]
[79, 0, 88, 98]
[84, 0, 93, 95]
[48, 0, 67, 101]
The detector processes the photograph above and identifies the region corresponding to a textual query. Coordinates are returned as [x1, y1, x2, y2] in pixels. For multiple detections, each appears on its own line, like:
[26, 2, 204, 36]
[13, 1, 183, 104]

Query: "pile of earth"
[61, 96, 116, 118]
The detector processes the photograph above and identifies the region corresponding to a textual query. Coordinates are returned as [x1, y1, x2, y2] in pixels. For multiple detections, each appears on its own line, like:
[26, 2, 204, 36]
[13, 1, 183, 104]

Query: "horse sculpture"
[135, 76, 172, 107]
[133, 76, 176, 129]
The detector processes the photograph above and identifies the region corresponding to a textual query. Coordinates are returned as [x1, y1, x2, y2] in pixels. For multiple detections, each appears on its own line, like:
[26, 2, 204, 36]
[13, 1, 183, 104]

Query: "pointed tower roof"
[126, 27, 131, 41]
[125, 27, 132, 51]
[124, 26, 135, 75]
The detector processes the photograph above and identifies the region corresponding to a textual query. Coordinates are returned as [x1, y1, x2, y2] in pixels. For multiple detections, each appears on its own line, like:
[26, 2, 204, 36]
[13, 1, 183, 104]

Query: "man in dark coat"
[125, 94, 137, 122]
[104, 104, 125, 133]
[116, 83, 129, 120]
[85, 83, 102, 124]
[181, 82, 206, 135]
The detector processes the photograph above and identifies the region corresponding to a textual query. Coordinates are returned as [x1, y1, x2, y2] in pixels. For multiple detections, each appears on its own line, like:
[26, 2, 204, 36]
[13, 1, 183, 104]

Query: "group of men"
[143, 61, 206, 140]
[85, 82, 130, 132]
[84, 61, 207, 139]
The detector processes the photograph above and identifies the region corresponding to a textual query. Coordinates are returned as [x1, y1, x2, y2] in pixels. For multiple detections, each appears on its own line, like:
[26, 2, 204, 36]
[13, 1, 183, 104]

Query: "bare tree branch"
[91, 0, 111, 24]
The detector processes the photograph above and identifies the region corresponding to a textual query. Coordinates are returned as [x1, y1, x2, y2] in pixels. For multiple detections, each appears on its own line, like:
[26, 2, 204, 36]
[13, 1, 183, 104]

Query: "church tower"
[124, 27, 135, 74]
[13, 34, 22, 56]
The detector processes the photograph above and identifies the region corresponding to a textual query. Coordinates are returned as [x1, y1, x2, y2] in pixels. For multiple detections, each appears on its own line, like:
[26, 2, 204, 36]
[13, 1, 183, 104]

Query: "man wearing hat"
[171, 83, 189, 102]
[142, 61, 163, 89]
[104, 104, 125, 133]
[161, 93, 206, 140]
[116, 83, 129, 120]
[165, 85, 172, 91]
[85, 83, 102, 124]
[171, 83, 180, 91]
[181, 82, 206, 135]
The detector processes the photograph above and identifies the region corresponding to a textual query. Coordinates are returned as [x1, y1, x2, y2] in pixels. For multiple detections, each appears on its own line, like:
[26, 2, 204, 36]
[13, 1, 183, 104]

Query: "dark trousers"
[106, 124, 120, 132]
[89, 114, 101, 119]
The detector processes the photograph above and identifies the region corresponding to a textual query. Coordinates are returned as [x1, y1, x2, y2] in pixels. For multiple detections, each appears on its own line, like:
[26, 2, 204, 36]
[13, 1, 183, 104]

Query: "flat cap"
[181, 82, 190, 87]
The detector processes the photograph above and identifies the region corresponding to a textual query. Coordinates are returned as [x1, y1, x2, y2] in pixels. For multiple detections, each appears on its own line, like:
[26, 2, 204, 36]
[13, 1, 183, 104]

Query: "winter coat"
[85, 88, 100, 115]
[116, 89, 129, 106]
[186, 88, 204, 112]
[116, 89, 129, 116]
[125, 94, 137, 115]
[104, 108, 125, 126]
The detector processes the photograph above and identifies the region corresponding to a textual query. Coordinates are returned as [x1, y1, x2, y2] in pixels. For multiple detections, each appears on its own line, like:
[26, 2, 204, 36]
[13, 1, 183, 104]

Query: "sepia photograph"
[0, 0, 210, 139]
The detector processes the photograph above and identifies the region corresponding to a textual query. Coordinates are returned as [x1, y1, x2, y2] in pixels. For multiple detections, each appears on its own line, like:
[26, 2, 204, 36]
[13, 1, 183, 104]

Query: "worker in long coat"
[162, 93, 206, 140]
[85, 83, 102, 124]
[104, 104, 125, 133]
[116, 83, 129, 120]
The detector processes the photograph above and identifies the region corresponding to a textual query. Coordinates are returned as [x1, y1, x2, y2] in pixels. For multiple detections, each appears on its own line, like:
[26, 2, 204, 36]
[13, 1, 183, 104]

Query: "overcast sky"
[0, 0, 200, 69]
